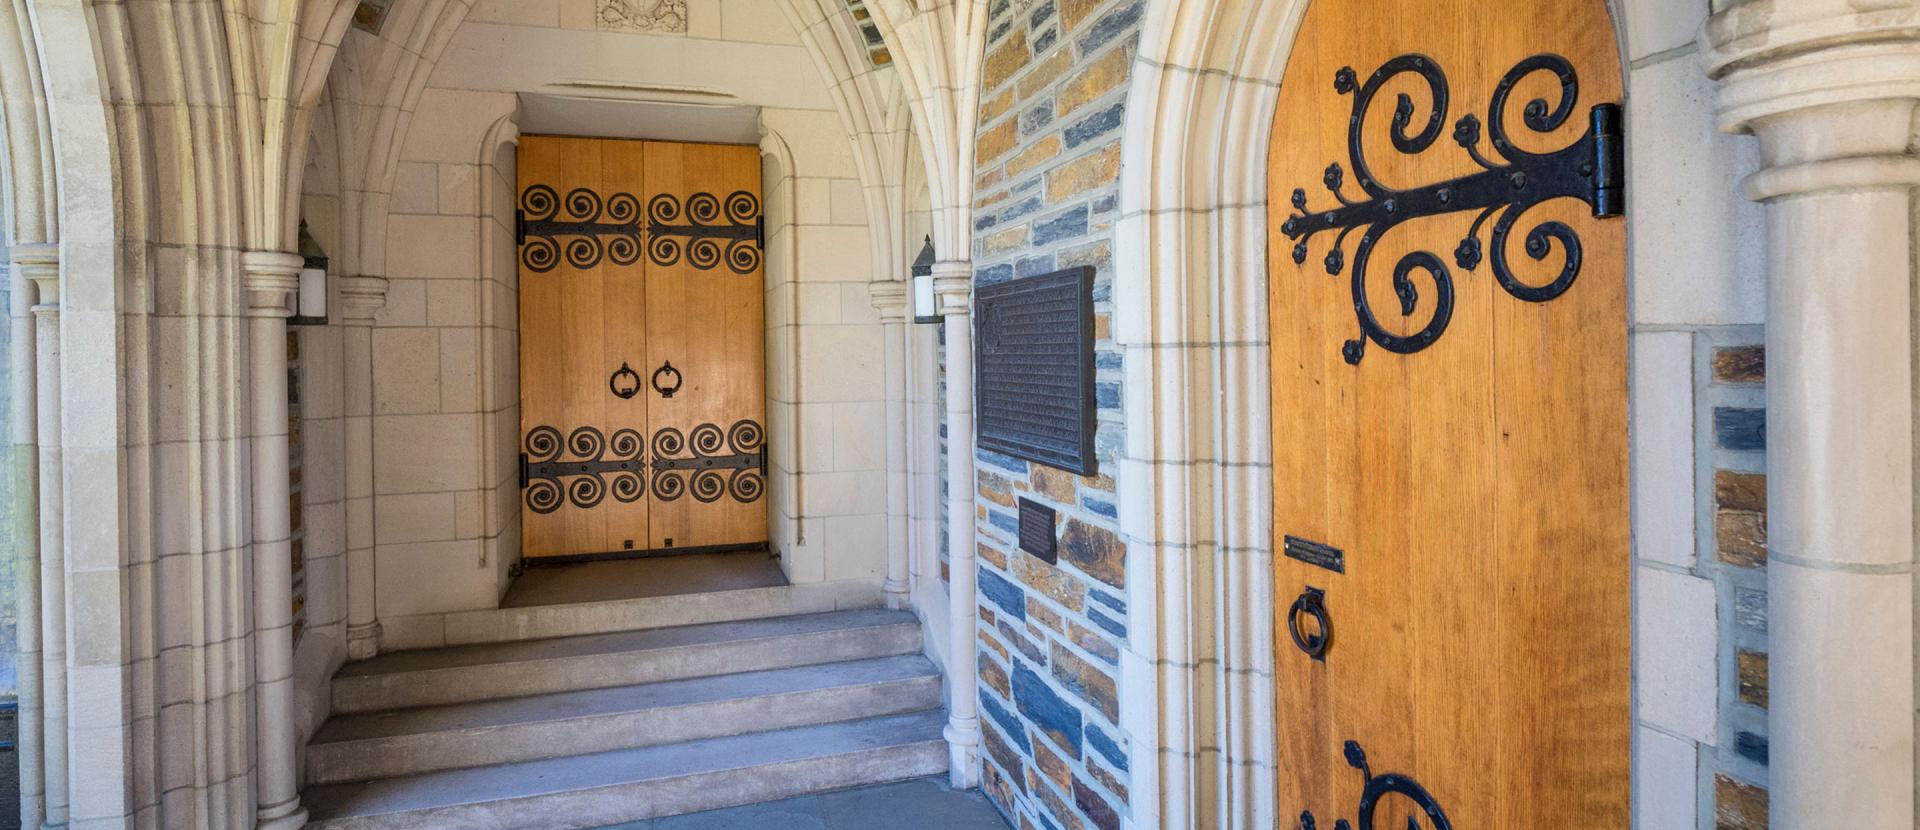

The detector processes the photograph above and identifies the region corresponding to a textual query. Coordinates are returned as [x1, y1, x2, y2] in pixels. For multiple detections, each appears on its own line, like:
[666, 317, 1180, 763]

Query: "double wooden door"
[1267, 0, 1628, 826]
[517, 136, 767, 560]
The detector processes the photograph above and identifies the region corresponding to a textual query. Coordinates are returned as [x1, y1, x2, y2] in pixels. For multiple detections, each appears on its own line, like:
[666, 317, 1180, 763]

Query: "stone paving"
[597, 777, 1010, 829]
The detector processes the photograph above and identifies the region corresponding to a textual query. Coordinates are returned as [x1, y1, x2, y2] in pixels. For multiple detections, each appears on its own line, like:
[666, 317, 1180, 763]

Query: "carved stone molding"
[931, 260, 972, 315]
[868, 279, 908, 322]
[596, 0, 688, 34]
[339, 275, 389, 323]
[241, 251, 304, 318]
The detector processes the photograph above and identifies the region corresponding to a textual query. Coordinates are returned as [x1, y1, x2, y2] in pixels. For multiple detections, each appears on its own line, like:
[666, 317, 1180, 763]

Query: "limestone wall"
[967, 0, 1139, 825]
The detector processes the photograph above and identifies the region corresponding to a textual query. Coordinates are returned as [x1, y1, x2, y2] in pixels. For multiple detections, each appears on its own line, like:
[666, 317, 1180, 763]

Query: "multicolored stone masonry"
[969, 0, 1137, 825]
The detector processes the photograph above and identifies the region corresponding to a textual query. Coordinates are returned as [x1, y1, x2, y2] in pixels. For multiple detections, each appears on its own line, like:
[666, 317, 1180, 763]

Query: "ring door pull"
[1288, 586, 1332, 661]
[609, 362, 642, 400]
[651, 360, 683, 399]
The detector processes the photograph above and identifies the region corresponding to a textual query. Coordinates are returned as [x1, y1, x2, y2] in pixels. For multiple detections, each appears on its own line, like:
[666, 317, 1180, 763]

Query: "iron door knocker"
[651, 360, 683, 398]
[609, 362, 641, 400]
[1288, 586, 1332, 661]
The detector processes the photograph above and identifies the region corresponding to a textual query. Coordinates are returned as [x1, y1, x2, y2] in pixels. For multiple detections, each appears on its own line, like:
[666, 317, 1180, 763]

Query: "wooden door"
[517, 136, 767, 560]
[1266, 0, 1629, 827]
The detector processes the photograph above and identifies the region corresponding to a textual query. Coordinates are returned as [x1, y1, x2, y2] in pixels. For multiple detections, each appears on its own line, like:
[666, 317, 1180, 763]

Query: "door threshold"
[525, 541, 770, 567]
[502, 547, 789, 609]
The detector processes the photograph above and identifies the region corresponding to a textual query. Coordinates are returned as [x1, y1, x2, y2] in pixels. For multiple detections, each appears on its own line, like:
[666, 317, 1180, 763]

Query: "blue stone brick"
[988, 508, 1020, 536]
[1089, 588, 1126, 614]
[989, 0, 1012, 21]
[1064, 101, 1125, 149]
[1033, 205, 1090, 246]
[1091, 193, 1118, 214]
[1016, 255, 1056, 277]
[978, 447, 1030, 475]
[974, 213, 998, 231]
[1095, 351, 1121, 369]
[1091, 278, 1112, 302]
[1077, 0, 1143, 54]
[979, 689, 1029, 745]
[1715, 407, 1766, 451]
[979, 566, 1027, 620]
[1088, 606, 1126, 638]
[1086, 723, 1129, 771]
[1030, 0, 1055, 28]
[1736, 731, 1769, 766]
[1021, 101, 1056, 137]
[976, 263, 1015, 286]
[1033, 27, 1057, 52]
[1013, 664, 1084, 756]
[989, 18, 1012, 43]
[1096, 382, 1120, 409]
[1081, 496, 1117, 519]
[1013, 175, 1043, 193]
[1001, 196, 1045, 222]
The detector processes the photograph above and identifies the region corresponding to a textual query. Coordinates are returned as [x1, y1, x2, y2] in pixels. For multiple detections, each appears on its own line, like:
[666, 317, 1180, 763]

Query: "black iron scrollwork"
[1299, 741, 1453, 830]
[609, 362, 642, 400]
[518, 186, 762, 274]
[652, 360, 683, 399]
[521, 426, 647, 514]
[1287, 586, 1332, 661]
[521, 419, 765, 513]
[1282, 53, 1624, 365]
[646, 191, 762, 275]
[650, 420, 765, 504]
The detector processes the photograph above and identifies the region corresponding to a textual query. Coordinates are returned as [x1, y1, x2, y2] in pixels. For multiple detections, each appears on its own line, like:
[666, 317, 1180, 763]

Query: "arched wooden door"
[1266, 0, 1629, 827]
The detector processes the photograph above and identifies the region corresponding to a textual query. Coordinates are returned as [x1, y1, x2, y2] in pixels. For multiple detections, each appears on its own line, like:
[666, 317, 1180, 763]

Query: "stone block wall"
[969, 0, 1139, 825]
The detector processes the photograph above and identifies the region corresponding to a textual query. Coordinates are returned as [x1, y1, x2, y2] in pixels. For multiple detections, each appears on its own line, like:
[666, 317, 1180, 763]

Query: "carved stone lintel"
[931, 260, 972, 316]
[339, 275, 390, 324]
[241, 251, 304, 319]
[869, 279, 909, 322]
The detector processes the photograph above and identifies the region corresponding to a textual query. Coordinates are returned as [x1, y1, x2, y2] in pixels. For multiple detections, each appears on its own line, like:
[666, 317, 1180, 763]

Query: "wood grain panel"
[641, 141, 768, 552]
[1267, 0, 1629, 826]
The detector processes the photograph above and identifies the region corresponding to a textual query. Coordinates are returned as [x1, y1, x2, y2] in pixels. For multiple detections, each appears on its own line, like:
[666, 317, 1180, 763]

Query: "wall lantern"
[911, 235, 939, 324]
[292, 220, 329, 326]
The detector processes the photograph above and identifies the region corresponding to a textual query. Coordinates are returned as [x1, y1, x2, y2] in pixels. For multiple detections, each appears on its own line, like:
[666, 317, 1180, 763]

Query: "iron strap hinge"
[1590, 103, 1624, 218]
[755, 216, 765, 249]
[515, 208, 527, 246]
[519, 452, 530, 489]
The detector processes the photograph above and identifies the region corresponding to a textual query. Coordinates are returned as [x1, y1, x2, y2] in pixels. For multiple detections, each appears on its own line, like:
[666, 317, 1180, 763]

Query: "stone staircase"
[302, 609, 948, 829]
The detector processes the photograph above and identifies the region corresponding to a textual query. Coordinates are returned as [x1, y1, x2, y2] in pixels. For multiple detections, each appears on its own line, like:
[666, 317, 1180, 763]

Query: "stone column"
[339, 276, 386, 659]
[9, 245, 43, 830]
[21, 245, 61, 830]
[1702, 7, 1920, 827]
[871, 280, 912, 610]
[934, 260, 981, 787]
[241, 251, 308, 830]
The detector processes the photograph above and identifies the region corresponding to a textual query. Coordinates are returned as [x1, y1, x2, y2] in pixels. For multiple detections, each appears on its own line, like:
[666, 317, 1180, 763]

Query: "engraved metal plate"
[1018, 497, 1058, 563]
[1283, 535, 1346, 573]
[975, 266, 1097, 475]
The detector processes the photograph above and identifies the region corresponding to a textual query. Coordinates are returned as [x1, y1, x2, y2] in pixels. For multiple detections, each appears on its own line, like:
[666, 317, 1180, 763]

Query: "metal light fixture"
[911, 235, 939, 323]
[292, 220, 329, 326]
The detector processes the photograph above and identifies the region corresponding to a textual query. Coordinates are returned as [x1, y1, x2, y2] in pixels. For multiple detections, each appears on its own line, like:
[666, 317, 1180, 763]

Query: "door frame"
[1108, 0, 1638, 824]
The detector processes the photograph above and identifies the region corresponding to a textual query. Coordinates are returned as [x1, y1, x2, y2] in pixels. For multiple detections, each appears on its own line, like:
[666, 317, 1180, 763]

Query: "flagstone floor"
[596, 776, 1011, 829]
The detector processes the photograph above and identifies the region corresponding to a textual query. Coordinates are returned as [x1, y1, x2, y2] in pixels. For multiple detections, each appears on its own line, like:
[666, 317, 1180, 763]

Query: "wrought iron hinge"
[519, 452, 530, 489]
[515, 208, 527, 245]
[757, 447, 767, 475]
[755, 216, 765, 249]
[1590, 103, 1624, 218]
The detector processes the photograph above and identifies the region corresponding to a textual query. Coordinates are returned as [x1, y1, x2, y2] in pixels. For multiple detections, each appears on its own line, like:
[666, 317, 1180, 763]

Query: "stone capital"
[1702, 4, 1920, 197]
[868, 279, 909, 322]
[13, 242, 59, 303]
[241, 250, 304, 318]
[339, 275, 390, 324]
[931, 260, 971, 316]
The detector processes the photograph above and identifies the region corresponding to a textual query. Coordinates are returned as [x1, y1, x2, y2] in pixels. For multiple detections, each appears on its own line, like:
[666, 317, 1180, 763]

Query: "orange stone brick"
[979, 542, 1008, 569]
[1060, 0, 1102, 32]
[985, 225, 1030, 254]
[1716, 510, 1767, 568]
[1715, 774, 1768, 830]
[1007, 134, 1064, 178]
[1060, 45, 1130, 115]
[1713, 345, 1765, 384]
[981, 655, 1012, 697]
[1027, 596, 1065, 632]
[1033, 465, 1079, 504]
[1015, 548, 1088, 611]
[1047, 142, 1122, 202]
[983, 29, 1031, 91]
[1738, 649, 1769, 709]
[978, 117, 1019, 162]
[1019, 48, 1076, 99]
[1031, 735, 1073, 791]
[980, 87, 1016, 122]
[1715, 470, 1766, 514]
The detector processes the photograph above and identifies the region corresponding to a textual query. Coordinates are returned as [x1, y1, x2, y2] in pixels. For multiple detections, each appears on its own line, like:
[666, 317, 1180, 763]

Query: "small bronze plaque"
[1018, 498, 1058, 563]
[1283, 535, 1345, 573]
[975, 266, 1097, 475]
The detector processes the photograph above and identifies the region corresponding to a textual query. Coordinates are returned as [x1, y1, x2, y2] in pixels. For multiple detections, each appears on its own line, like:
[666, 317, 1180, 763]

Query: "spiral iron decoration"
[650, 419, 766, 504]
[520, 425, 646, 514]
[518, 185, 761, 274]
[1297, 741, 1452, 830]
[1280, 53, 1623, 365]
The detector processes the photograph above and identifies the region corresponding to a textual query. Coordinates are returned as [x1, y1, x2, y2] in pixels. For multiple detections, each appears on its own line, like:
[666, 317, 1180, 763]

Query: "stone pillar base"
[345, 621, 382, 660]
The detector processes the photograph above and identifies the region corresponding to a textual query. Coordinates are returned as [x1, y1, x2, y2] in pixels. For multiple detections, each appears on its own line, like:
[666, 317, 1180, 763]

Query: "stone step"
[302, 709, 950, 830]
[332, 608, 921, 714]
[308, 654, 942, 785]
